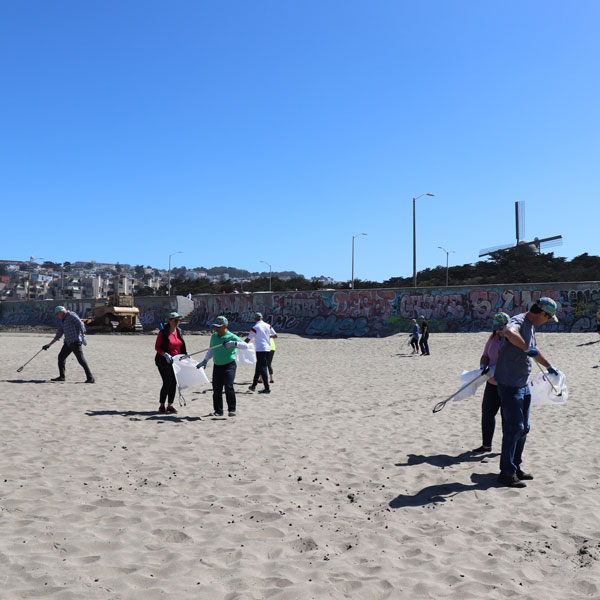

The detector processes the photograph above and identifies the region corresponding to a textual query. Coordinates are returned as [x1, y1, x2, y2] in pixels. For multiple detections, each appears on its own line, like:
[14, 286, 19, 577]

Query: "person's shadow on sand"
[86, 410, 203, 422]
[395, 450, 499, 468]
[389, 472, 499, 508]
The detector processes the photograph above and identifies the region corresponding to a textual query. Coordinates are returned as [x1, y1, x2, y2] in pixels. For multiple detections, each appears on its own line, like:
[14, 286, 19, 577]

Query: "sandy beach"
[1, 330, 599, 599]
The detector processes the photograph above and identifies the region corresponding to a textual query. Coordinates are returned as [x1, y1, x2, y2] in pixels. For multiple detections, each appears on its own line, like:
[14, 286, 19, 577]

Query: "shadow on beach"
[395, 450, 499, 469]
[389, 472, 499, 508]
[85, 409, 203, 422]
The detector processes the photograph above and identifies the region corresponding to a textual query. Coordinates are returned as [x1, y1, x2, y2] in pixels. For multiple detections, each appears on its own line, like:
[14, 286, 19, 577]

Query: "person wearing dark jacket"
[154, 312, 187, 414]
[419, 316, 430, 355]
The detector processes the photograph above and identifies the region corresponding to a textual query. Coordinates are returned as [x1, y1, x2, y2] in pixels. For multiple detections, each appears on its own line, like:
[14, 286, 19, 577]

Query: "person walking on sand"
[154, 312, 187, 414]
[266, 333, 276, 383]
[494, 298, 560, 488]
[196, 316, 249, 417]
[419, 315, 430, 355]
[472, 312, 510, 453]
[42, 305, 95, 383]
[245, 312, 277, 394]
[409, 319, 420, 354]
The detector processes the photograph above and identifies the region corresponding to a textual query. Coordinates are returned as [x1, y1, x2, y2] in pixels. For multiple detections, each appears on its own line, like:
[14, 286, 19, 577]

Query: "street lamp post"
[412, 193, 435, 288]
[28, 256, 44, 300]
[260, 260, 272, 292]
[351, 233, 367, 290]
[437, 246, 455, 287]
[167, 251, 183, 296]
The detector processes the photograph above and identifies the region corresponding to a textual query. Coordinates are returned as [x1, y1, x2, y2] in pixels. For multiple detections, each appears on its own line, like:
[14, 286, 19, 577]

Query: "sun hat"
[55, 305, 66, 314]
[166, 311, 182, 320]
[492, 312, 510, 330]
[212, 316, 228, 327]
[536, 297, 559, 322]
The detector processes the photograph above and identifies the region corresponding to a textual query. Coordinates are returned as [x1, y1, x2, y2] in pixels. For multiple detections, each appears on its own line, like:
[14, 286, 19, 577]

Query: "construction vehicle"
[83, 294, 143, 332]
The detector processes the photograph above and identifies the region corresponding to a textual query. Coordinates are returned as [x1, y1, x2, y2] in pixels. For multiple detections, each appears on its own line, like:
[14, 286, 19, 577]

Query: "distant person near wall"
[410, 319, 420, 354]
[419, 316, 430, 356]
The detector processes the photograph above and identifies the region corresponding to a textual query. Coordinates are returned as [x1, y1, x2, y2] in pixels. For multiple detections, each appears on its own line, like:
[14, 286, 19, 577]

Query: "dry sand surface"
[1, 330, 599, 599]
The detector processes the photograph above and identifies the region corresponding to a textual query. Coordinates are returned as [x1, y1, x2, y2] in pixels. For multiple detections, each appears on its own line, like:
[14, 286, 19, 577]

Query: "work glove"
[164, 353, 173, 364]
[547, 365, 559, 376]
[82, 338, 87, 346]
[42, 344, 51, 351]
[223, 340, 237, 349]
[525, 348, 539, 357]
[196, 359, 208, 370]
[480, 364, 490, 375]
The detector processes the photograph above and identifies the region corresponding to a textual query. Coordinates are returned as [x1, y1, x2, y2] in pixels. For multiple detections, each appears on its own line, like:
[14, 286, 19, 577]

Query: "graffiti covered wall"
[187, 283, 600, 336]
[2, 285, 598, 336]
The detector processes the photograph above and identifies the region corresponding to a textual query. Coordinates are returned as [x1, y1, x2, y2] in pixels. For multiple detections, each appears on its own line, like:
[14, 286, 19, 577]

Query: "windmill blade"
[537, 235, 563, 244]
[539, 236, 563, 250]
[479, 243, 515, 257]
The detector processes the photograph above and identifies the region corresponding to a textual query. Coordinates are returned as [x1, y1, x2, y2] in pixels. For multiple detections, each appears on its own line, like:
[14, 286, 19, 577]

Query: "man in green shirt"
[197, 316, 248, 417]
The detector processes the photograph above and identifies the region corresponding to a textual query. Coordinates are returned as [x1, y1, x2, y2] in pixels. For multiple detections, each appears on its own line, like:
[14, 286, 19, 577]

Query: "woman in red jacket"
[154, 311, 187, 414]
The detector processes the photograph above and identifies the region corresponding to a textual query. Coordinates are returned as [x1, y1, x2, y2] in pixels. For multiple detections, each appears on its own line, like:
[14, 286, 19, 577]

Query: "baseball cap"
[492, 312, 510, 330]
[537, 297, 558, 322]
[166, 311, 182, 320]
[254, 312, 263, 320]
[212, 316, 228, 327]
[420, 315, 425, 319]
[55, 305, 66, 314]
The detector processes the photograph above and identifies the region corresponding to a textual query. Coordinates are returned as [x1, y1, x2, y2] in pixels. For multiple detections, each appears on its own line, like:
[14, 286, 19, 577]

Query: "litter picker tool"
[16, 349, 45, 373]
[179, 344, 221, 360]
[432, 371, 486, 413]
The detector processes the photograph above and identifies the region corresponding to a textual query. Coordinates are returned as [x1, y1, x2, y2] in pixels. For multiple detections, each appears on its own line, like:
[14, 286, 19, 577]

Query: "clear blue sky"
[1, 1, 598, 282]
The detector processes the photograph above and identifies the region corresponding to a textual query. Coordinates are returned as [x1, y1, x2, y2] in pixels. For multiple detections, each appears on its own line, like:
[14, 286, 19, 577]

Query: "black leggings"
[155, 354, 177, 406]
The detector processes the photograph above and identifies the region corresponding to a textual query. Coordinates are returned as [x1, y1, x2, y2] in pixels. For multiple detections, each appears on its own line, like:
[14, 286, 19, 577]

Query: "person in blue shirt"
[42, 305, 95, 383]
[410, 319, 420, 354]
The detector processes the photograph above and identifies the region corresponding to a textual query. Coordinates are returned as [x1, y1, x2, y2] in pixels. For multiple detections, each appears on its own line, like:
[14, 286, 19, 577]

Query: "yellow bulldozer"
[84, 294, 143, 332]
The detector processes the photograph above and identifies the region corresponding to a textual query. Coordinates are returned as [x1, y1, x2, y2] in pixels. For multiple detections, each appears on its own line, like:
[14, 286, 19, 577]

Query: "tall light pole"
[167, 251, 183, 296]
[351, 233, 367, 289]
[413, 193, 435, 288]
[437, 246, 455, 287]
[28, 256, 44, 300]
[260, 260, 272, 292]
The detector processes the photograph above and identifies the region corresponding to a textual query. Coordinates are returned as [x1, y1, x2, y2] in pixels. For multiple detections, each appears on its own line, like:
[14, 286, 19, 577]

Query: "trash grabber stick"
[179, 345, 222, 360]
[16, 349, 45, 373]
[534, 360, 561, 396]
[432, 372, 486, 413]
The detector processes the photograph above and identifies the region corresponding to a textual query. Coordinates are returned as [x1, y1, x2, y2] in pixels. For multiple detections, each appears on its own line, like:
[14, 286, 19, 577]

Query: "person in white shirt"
[245, 312, 277, 394]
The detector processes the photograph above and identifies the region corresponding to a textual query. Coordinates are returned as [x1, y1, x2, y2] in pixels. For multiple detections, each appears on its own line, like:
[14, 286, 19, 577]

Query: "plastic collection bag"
[452, 367, 494, 403]
[529, 370, 568, 405]
[236, 342, 256, 366]
[172, 354, 210, 389]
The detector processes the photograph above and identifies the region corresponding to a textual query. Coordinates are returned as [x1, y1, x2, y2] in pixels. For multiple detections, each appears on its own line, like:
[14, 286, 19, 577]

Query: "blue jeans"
[498, 384, 531, 476]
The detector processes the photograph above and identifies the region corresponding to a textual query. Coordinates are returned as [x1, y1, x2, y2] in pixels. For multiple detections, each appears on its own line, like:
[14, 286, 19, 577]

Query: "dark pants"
[155, 354, 176, 406]
[58, 341, 93, 380]
[212, 360, 237, 414]
[252, 351, 271, 390]
[498, 384, 531, 476]
[266, 350, 275, 376]
[481, 382, 502, 447]
[410, 337, 419, 351]
[419, 335, 429, 355]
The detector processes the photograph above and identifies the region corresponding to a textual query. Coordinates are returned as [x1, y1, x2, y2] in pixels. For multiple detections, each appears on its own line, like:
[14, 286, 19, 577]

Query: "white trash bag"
[172, 354, 210, 389]
[236, 342, 256, 366]
[452, 367, 495, 403]
[530, 370, 568, 405]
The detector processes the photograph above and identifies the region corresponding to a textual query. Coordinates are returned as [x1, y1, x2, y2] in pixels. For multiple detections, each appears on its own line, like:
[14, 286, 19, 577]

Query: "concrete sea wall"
[1, 283, 598, 336]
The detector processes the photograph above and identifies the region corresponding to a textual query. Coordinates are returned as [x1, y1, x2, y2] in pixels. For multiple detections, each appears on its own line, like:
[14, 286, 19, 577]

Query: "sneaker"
[228, 411, 236, 417]
[166, 405, 177, 414]
[85, 377, 95, 384]
[497, 474, 527, 488]
[51, 376, 65, 382]
[269, 378, 274, 383]
[158, 405, 167, 414]
[210, 412, 224, 417]
[516, 469, 534, 480]
[472, 445, 492, 453]
[248, 386, 256, 392]
[258, 389, 271, 394]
